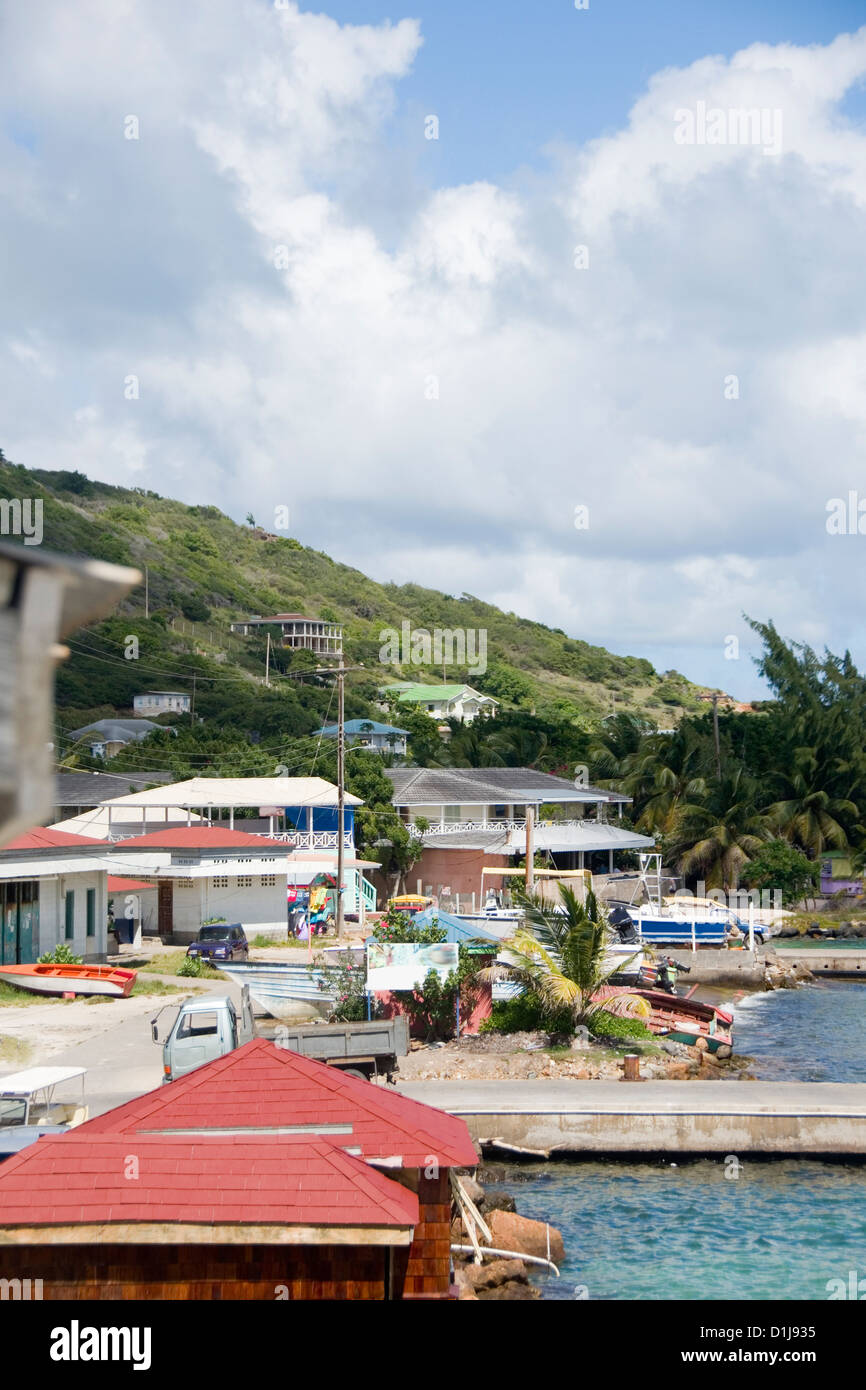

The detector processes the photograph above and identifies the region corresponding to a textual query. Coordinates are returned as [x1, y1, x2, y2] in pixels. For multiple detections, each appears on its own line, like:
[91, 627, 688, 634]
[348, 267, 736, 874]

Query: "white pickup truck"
[154, 987, 410, 1084]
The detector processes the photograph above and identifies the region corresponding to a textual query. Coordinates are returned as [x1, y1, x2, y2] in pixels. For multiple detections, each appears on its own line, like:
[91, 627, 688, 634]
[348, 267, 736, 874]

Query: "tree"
[740, 839, 819, 908]
[489, 885, 647, 1032]
[667, 768, 771, 891]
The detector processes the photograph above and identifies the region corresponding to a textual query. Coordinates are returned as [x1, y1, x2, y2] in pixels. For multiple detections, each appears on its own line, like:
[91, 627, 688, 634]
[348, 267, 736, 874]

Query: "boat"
[0, 963, 137, 998]
[218, 960, 334, 1020]
[594, 984, 734, 1054]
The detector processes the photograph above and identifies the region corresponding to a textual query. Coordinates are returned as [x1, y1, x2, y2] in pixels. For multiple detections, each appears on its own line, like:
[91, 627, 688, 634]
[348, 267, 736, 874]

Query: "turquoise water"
[503, 1158, 866, 1300]
[732, 980, 866, 1082]
[505, 981, 866, 1299]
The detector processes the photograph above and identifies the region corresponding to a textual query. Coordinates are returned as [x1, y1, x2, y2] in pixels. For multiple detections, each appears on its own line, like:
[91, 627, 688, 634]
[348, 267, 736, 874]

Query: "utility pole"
[144, 566, 149, 619]
[711, 693, 721, 778]
[336, 666, 345, 938]
[190, 672, 196, 726]
[265, 632, 271, 687]
[308, 662, 364, 940]
[525, 807, 535, 894]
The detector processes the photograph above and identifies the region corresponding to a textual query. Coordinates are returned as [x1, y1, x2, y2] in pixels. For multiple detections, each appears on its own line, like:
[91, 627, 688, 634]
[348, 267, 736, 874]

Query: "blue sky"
[4, 0, 866, 703]
[323, 0, 866, 186]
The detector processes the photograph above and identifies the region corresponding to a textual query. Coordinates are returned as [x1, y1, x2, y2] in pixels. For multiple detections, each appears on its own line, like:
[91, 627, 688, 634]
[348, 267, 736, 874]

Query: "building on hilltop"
[381, 682, 498, 725]
[230, 612, 342, 656]
[132, 690, 191, 716]
[314, 718, 408, 756]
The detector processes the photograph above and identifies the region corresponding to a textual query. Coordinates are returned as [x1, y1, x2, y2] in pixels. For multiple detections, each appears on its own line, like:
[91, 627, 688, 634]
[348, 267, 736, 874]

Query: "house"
[314, 718, 408, 756]
[68, 718, 167, 759]
[51, 774, 362, 847]
[103, 825, 296, 942]
[382, 682, 498, 725]
[383, 766, 654, 908]
[54, 770, 173, 823]
[0, 827, 112, 963]
[230, 612, 342, 656]
[0, 1039, 478, 1299]
[132, 690, 191, 716]
[820, 851, 862, 899]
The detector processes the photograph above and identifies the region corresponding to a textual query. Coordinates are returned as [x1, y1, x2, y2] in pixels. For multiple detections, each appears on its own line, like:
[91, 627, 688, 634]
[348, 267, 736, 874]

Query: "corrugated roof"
[55, 771, 173, 805]
[81, 1038, 478, 1167]
[63, 776, 362, 810]
[315, 719, 408, 737]
[384, 767, 629, 805]
[0, 1132, 418, 1230]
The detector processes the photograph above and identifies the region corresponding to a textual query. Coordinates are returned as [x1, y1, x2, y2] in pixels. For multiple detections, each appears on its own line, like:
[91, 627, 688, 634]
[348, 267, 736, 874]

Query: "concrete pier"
[397, 1080, 866, 1156]
[771, 947, 866, 978]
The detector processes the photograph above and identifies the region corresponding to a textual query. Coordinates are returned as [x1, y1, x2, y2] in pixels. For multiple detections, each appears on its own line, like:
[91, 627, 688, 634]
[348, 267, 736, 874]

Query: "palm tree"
[765, 750, 857, 857]
[488, 885, 647, 1030]
[630, 725, 711, 837]
[667, 768, 770, 891]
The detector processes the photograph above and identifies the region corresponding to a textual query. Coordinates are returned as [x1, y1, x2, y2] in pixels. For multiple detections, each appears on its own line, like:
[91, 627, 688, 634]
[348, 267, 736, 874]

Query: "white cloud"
[3, 5, 866, 698]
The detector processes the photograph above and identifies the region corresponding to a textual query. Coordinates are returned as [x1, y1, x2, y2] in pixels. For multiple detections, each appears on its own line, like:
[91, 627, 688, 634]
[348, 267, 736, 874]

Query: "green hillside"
[0, 450, 708, 743]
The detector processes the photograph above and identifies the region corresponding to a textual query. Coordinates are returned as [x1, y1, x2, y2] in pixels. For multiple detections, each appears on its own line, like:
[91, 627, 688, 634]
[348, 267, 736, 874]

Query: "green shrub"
[589, 1008, 654, 1041]
[176, 956, 203, 977]
[480, 993, 574, 1036]
[37, 943, 83, 966]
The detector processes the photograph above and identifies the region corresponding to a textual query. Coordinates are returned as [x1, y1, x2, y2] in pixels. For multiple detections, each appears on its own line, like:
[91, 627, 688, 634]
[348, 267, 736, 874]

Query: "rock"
[477, 1280, 540, 1300]
[487, 1209, 565, 1265]
[457, 1257, 527, 1291]
[481, 1189, 517, 1215]
[665, 1061, 692, 1080]
[456, 1173, 485, 1208]
[694, 1035, 709, 1051]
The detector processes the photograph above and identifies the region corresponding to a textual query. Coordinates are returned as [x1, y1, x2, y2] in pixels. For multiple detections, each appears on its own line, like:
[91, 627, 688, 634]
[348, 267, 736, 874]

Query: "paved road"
[1, 975, 251, 1119]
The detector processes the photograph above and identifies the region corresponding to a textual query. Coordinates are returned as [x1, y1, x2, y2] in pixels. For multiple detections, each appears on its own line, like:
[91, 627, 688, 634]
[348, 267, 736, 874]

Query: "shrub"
[480, 993, 574, 1036]
[37, 943, 83, 966]
[177, 956, 203, 977]
[589, 1008, 654, 1041]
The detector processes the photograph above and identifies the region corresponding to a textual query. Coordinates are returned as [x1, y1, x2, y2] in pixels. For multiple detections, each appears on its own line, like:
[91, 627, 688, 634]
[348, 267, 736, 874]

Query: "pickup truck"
[154, 988, 410, 1084]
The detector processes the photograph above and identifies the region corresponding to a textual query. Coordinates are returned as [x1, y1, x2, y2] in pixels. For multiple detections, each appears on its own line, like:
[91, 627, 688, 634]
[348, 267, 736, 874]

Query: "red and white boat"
[0, 963, 137, 998]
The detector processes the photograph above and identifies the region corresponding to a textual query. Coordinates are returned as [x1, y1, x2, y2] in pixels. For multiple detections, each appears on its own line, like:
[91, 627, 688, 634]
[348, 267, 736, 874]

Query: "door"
[17, 882, 36, 964]
[2, 884, 18, 965]
[157, 881, 174, 937]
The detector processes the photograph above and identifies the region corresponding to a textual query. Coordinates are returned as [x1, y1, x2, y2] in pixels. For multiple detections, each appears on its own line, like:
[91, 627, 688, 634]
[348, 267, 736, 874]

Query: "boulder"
[481, 1189, 517, 1215]
[487, 1209, 565, 1265]
[457, 1257, 526, 1291]
[456, 1173, 485, 1208]
[477, 1280, 541, 1300]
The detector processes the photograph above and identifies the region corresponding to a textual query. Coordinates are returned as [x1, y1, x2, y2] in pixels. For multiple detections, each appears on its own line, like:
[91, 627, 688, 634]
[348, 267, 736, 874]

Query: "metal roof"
[71, 776, 362, 810]
[0, 1066, 86, 1096]
[384, 767, 629, 806]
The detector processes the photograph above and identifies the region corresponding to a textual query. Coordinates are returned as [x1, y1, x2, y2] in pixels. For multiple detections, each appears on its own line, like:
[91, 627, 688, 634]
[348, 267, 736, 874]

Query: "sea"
[499, 980, 866, 1300]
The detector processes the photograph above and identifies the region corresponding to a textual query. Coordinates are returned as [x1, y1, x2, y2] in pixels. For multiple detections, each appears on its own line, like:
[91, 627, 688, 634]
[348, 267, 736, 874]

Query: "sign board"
[366, 942, 459, 992]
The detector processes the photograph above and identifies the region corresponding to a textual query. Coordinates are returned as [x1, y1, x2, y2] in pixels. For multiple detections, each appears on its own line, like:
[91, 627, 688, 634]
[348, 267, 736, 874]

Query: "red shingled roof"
[113, 826, 291, 851]
[2, 826, 108, 851]
[0, 1132, 418, 1230]
[83, 1038, 477, 1167]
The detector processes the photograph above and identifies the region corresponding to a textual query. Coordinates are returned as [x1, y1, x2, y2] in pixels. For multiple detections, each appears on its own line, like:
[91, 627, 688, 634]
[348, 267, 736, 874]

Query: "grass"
[135, 950, 224, 977]
[0, 980, 56, 1007]
[0, 1035, 32, 1064]
[249, 935, 309, 949]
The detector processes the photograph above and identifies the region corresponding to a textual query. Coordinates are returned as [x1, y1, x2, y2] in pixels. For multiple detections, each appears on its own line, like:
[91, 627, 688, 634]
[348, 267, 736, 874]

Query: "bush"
[589, 1008, 654, 1041]
[177, 956, 203, 977]
[371, 906, 446, 945]
[313, 955, 380, 1022]
[37, 943, 83, 966]
[480, 994, 574, 1036]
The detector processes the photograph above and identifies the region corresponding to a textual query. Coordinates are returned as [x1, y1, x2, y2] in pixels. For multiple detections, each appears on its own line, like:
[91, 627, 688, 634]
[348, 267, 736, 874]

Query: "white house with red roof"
[103, 825, 298, 942]
[0, 826, 114, 964]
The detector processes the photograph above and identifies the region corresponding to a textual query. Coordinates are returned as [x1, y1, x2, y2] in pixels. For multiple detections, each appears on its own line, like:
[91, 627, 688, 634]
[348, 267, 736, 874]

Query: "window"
[64, 890, 75, 941]
[86, 888, 96, 937]
[213, 876, 230, 889]
[176, 1010, 219, 1040]
[237, 876, 253, 889]
[261, 875, 276, 887]
[0, 1098, 26, 1127]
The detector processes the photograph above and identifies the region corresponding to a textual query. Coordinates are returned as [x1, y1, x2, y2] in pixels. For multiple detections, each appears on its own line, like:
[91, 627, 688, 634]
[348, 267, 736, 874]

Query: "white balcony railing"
[407, 818, 605, 838]
[254, 830, 355, 851]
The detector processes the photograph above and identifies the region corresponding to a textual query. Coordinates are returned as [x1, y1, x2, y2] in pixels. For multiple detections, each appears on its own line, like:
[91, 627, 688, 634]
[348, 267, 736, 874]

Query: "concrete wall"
[43, 872, 108, 961]
[168, 878, 287, 942]
[410, 848, 511, 903]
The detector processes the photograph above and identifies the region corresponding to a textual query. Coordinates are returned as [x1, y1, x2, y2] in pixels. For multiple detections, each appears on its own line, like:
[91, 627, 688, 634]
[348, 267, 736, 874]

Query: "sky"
[3, 0, 866, 700]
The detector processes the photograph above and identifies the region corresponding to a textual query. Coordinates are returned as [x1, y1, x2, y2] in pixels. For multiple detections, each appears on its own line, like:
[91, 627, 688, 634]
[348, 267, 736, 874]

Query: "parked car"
[186, 923, 249, 963]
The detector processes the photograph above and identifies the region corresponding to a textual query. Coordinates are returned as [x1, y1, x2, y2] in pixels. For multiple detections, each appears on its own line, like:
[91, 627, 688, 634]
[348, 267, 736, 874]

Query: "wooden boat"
[594, 986, 734, 1055]
[0, 963, 137, 998]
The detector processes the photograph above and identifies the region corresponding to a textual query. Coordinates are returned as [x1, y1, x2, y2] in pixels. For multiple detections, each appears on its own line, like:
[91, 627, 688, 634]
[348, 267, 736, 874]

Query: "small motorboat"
[0, 963, 137, 998]
[594, 985, 734, 1055]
